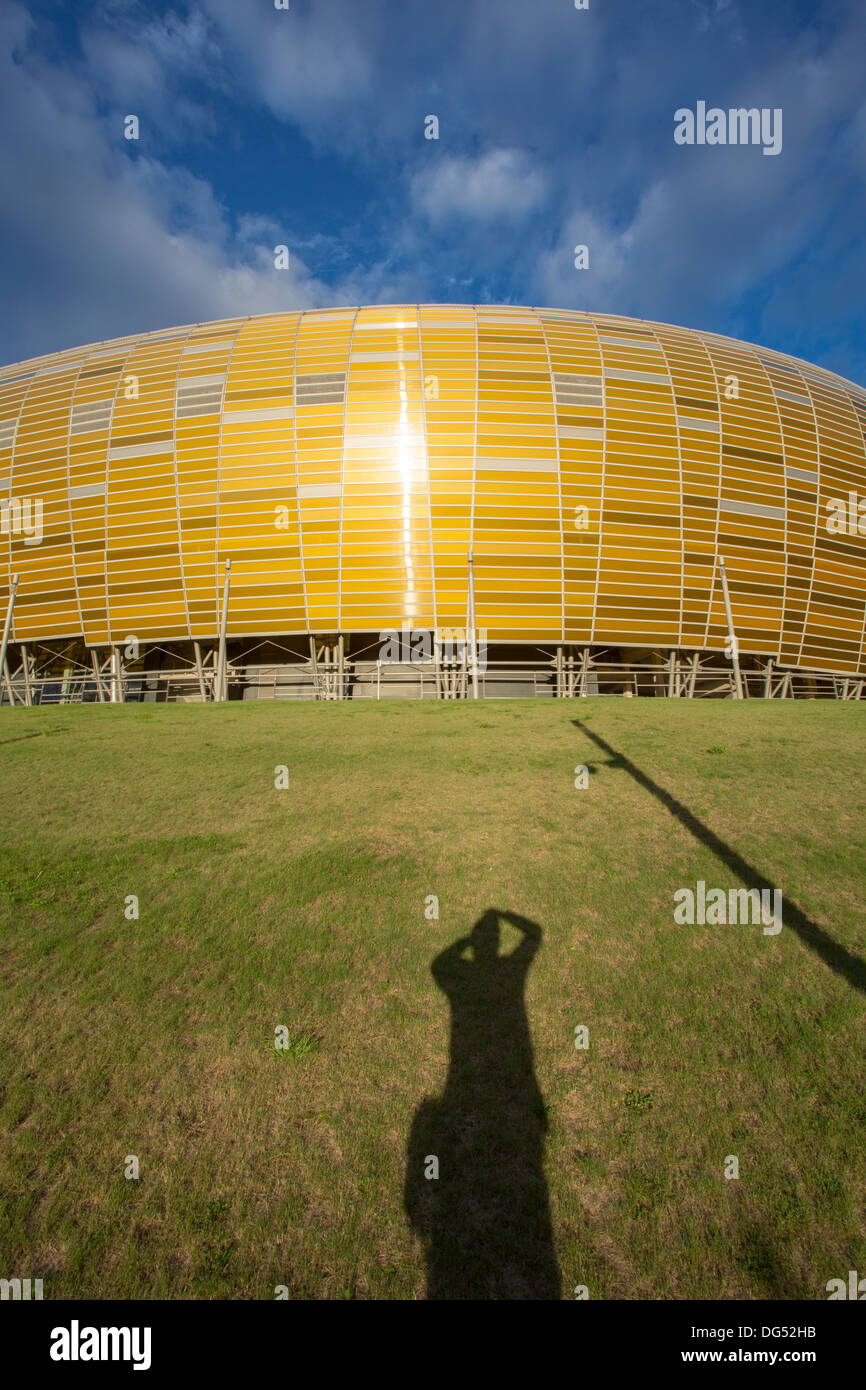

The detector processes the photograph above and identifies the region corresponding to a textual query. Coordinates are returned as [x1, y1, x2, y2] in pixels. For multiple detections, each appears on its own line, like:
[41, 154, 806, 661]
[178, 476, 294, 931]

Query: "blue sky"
[1, 0, 864, 385]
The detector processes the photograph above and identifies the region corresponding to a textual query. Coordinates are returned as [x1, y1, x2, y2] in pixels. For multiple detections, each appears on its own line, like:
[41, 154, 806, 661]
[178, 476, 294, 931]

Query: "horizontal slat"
[677, 415, 720, 433]
[604, 368, 669, 385]
[222, 407, 295, 423]
[720, 497, 785, 521]
[600, 335, 662, 350]
[558, 426, 604, 440]
[70, 482, 107, 500]
[349, 351, 419, 363]
[177, 374, 227, 388]
[109, 441, 175, 460]
[476, 458, 558, 472]
[344, 433, 425, 449]
[298, 484, 341, 499]
[182, 340, 234, 355]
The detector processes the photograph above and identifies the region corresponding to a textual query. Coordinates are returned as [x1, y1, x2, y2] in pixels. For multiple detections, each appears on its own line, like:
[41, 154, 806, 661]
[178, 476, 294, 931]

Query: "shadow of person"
[404, 909, 561, 1299]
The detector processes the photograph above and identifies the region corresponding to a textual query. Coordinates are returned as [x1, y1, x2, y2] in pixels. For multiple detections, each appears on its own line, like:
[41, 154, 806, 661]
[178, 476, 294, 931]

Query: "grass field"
[1, 697, 865, 1300]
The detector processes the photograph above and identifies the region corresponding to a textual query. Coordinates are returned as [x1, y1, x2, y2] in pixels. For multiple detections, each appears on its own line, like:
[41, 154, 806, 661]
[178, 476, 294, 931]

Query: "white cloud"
[410, 148, 549, 225]
[80, 11, 224, 143]
[533, 10, 866, 347]
[0, 4, 356, 364]
[0, 0, 864, 384]
[200, 0, 372, 128]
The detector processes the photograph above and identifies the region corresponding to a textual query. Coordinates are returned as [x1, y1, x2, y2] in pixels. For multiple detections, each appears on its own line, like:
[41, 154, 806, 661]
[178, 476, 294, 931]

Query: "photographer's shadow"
[404, 909, 561, 1299]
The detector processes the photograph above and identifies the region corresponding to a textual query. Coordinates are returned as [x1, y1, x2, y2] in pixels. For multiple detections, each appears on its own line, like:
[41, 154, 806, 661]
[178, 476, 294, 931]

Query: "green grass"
[1, 697, 865, 1299]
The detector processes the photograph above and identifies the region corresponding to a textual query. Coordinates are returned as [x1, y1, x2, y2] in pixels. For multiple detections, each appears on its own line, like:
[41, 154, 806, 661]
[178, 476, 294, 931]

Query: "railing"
[2, 660, 863, 705]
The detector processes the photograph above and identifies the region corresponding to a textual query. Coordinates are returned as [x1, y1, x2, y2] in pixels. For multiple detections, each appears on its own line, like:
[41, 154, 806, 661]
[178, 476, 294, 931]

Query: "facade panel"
[1, 305, 865, 675]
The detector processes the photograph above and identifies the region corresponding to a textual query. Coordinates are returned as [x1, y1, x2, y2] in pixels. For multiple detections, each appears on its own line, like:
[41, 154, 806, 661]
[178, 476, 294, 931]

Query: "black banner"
[3, 1298, 859, 1376]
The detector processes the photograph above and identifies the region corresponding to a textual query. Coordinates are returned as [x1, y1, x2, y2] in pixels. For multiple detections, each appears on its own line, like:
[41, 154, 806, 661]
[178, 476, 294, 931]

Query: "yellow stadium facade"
[1, 303, 866, 701]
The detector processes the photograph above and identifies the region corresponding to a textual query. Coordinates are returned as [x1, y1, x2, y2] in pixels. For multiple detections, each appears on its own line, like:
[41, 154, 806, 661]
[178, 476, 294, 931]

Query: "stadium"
[1, 303, 865, 703]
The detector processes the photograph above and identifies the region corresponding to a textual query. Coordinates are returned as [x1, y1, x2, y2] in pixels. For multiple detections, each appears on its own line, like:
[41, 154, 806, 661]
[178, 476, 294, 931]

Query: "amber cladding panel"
[1, 306, 865, 675]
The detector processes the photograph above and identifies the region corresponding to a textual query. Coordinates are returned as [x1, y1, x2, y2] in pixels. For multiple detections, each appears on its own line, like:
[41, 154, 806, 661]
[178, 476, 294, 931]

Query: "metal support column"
[216, 558, 231, 702]
[90, 648, 106, 703]
[667, 650, 678, 698]
[718, 556, 744, 699]
[308, 635, 319, 700]
[109, 646, 125, 703]
[467, 554, 479, 699]
[193, 641, 208, 702]
[578, 646, 590, 697]
[20, 643, 32, 706]
[0, 573, 18, 704]
[687, 651, 700, 698]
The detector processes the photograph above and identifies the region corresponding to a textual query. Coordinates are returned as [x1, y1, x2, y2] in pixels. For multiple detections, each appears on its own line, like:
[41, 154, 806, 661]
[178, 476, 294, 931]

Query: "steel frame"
[2, 638, 863, 706]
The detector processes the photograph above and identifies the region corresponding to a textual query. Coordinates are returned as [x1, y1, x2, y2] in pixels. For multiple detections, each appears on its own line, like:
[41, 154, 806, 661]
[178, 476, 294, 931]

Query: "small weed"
[624, 1089, 653, 1115]
[276, 1031, 320, 1060]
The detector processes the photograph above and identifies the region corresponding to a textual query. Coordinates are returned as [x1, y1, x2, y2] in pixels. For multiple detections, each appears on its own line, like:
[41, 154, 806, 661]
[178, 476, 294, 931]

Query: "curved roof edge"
[1, 305, 864, 403]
